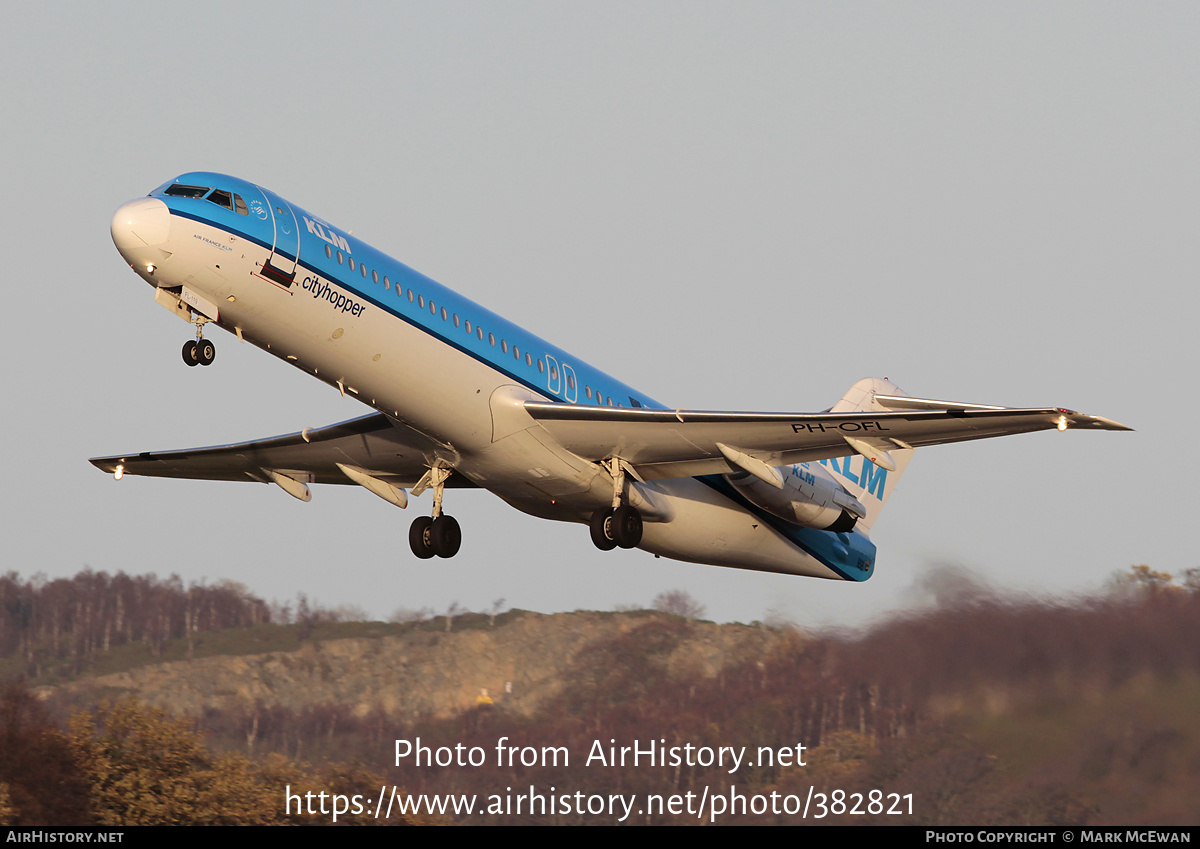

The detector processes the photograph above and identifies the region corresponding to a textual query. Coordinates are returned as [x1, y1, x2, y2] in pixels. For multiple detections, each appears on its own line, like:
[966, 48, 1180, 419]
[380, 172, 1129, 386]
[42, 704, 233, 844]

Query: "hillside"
[40, 609, 784, 720]
[6, 566, 1200, 824]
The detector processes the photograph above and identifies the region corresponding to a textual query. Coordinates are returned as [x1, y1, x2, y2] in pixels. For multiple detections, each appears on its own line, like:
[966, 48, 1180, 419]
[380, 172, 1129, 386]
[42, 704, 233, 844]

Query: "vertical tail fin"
[820, 377, 914, 533]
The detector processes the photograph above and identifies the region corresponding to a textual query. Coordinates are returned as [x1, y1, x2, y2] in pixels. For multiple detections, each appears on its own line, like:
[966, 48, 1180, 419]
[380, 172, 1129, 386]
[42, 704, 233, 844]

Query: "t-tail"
[818, 377, 915, 534]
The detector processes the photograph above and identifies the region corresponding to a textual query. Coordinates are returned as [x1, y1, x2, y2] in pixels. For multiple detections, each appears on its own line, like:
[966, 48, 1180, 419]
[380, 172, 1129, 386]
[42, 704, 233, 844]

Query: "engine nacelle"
[725, 461, 865, 532]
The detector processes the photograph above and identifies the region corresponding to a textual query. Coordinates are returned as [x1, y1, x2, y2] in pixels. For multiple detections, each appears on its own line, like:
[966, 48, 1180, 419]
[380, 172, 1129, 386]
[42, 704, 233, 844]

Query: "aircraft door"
[255, 189, 300, 287]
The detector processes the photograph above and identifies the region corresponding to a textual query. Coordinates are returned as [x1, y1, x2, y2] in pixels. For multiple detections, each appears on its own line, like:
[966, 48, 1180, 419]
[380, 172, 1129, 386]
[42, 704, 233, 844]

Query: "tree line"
[0, 570, 278, 676]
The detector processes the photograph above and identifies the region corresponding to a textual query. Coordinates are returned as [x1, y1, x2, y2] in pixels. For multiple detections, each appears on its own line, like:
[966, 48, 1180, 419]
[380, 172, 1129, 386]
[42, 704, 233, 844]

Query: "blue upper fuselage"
[151, 171, 659, 412]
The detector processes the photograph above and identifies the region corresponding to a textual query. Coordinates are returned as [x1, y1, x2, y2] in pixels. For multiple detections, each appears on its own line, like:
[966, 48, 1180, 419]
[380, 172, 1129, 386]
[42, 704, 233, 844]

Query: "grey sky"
[1, 2, 1190, 627]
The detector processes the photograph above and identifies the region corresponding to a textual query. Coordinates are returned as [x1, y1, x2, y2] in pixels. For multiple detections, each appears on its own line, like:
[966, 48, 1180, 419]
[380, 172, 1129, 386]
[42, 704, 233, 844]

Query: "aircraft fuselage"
[109, 173, 880, 579]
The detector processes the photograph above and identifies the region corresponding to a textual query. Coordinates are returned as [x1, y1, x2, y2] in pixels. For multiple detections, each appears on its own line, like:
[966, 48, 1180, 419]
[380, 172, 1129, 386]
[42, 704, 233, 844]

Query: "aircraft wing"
[524, 398, 1131, 481]
[89, 412, 475, 490]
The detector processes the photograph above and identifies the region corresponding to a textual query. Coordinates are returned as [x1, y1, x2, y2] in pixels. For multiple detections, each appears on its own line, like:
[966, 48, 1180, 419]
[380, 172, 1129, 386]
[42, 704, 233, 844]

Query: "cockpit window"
[207, 190, 234, 211]
[164, 184, 210, 198]
[233, 194, 248, 215]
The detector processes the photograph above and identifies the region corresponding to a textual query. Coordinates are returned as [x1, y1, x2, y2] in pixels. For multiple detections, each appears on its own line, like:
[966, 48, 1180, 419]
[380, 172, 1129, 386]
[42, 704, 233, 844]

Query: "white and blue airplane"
[94, 173, 1129, 581]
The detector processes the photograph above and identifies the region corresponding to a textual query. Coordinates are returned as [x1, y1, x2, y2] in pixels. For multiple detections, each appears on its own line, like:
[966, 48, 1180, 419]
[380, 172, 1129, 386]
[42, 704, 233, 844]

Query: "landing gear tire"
[431, 515, 461, 558]
[589, 509, 617, 551]
[182, 340, 199, 366]
[409, 515, 435, 559]
[611, 505, 643, 549]
[196, 338, 216, 366]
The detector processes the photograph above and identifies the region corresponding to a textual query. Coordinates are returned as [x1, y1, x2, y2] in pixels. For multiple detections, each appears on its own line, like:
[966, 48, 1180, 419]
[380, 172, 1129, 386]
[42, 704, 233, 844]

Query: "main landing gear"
[589, 458, 643, 551]
[182, 317, 215, 367]
[409, 466, 462, 559]
[590, 505, 642, 550]
[409, 514, 461, 559]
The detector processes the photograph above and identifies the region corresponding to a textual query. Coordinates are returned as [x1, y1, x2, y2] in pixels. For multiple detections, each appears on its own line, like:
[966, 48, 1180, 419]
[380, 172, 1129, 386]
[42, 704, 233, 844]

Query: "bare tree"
[488, 598, 507, 627]
[389, 607, 433, 624]
[652, 589, 706, 620]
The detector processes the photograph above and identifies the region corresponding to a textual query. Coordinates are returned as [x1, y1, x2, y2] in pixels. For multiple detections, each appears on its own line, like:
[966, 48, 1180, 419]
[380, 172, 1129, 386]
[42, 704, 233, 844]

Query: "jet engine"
[725, 461, 865, 533]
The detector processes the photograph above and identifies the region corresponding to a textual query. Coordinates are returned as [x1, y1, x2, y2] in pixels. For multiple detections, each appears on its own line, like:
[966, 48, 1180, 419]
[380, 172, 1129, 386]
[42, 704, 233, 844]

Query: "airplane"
[93, 172, 1130, 582]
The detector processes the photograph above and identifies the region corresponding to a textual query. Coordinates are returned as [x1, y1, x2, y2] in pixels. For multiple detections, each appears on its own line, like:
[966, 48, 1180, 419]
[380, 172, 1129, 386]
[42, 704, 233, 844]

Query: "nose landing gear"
[182, 317, 215, 366]
[182, 337, 216, 367]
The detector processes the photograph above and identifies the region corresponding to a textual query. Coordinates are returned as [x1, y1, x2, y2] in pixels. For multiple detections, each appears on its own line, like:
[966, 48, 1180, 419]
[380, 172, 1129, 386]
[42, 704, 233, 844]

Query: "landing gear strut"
[409, 466, 461, 559]
[590, 458, 643, 550]
[182, 317, 215, 367]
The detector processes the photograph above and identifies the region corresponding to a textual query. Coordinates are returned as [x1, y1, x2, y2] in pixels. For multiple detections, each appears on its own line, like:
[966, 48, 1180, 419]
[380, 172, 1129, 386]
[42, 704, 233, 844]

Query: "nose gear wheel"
[182, 315, 215, 366]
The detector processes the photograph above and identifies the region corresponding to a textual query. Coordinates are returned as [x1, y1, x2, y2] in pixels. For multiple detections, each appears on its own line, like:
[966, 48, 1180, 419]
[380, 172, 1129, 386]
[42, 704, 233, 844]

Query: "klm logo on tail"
[820, 455, 888, 500]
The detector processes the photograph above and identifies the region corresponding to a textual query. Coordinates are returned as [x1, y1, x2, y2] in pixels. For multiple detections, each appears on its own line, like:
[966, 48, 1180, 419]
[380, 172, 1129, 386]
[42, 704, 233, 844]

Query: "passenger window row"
[162, 183, 629, 405]
[316, 242, 635, 406]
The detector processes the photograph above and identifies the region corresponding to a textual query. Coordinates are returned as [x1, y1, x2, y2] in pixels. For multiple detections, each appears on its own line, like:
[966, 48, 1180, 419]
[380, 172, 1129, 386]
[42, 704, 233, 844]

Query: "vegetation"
[0, 569, 532, 686]
[1, 565, 1197, 824]
[0, 686, 431, 825]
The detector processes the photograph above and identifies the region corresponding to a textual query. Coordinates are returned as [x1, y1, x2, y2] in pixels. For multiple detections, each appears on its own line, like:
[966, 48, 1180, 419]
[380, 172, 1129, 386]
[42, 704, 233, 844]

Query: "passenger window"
[501, 340, 508, 353]
[585, 386, 592, 399]
[348, 258, 356, 271]
[429, 301, 436, 316]
[417, 295, 424, 308]
[441, 307, 448, 321]
[488, 333, 495, 346]
[567, 374, 575, 391]
[383, 276, 390, 290]
[514, 347, 520, 360]
[525, 353, 532, 366]
[478, 327, 485, 341]
[325, 244, 332, 259]
[336, 251, 344, 264]
[537, 359, 544, 374]
[549, 364, 558, 381]
[453, 314, 460, 328]
[361, 264, 367, 278]
[464, 319, 471, 334]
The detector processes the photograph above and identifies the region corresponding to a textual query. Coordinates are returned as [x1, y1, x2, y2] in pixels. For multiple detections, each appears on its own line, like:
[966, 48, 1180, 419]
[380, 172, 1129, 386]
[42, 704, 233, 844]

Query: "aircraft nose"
[111, 198, 171, 268]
